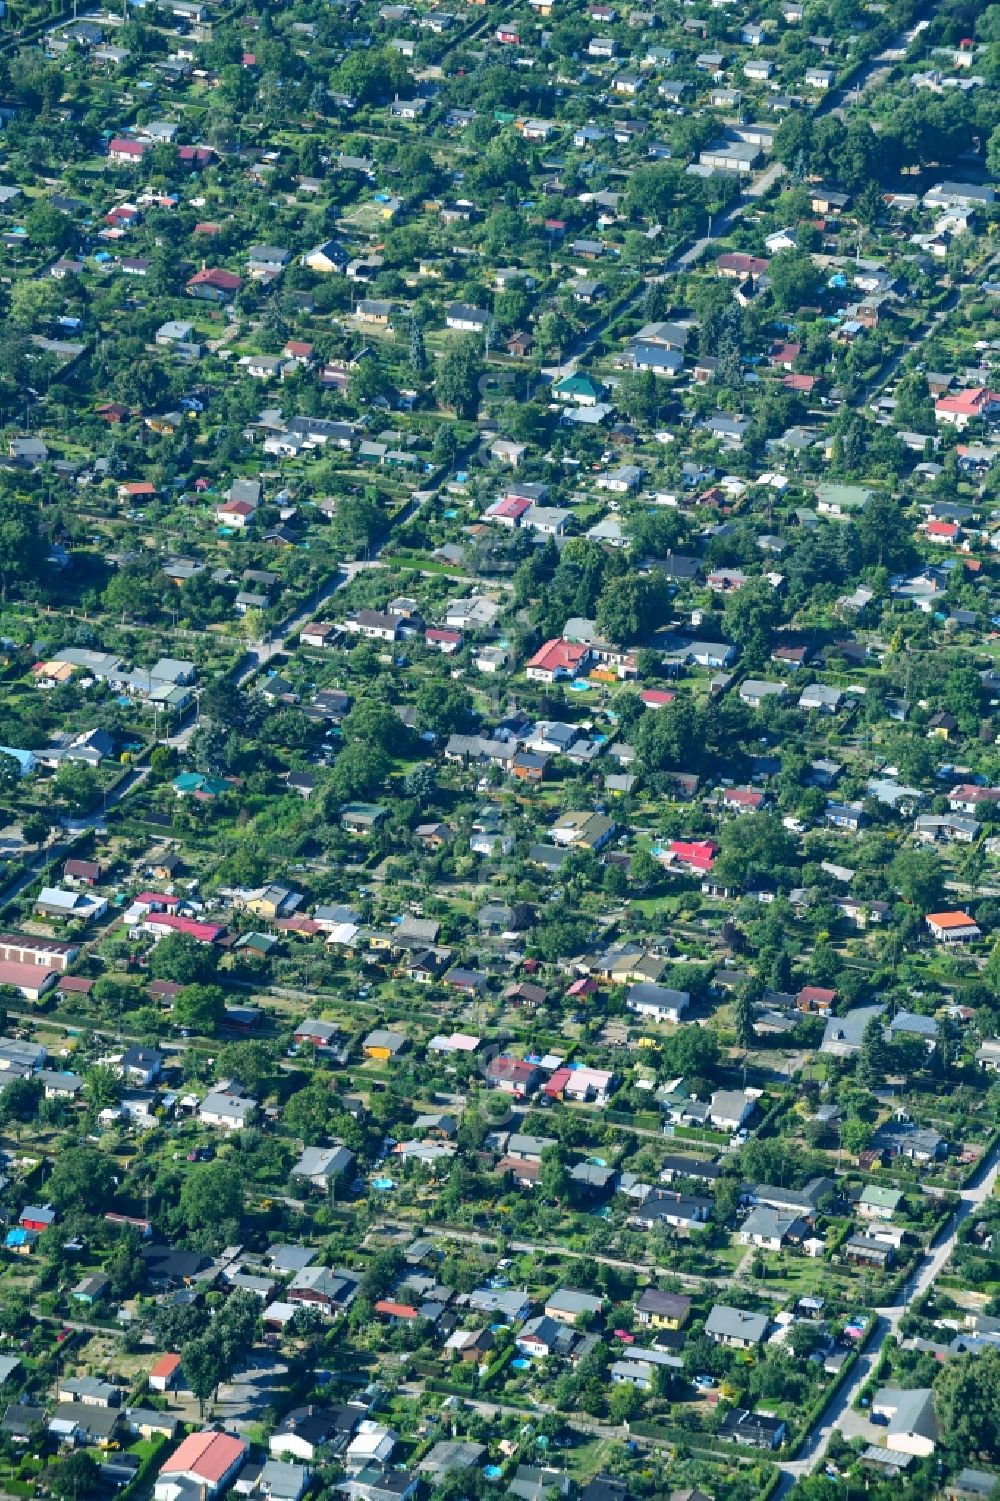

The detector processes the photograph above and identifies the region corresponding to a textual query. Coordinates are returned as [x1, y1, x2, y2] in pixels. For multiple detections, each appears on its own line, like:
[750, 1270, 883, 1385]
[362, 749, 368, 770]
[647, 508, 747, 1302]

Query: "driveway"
[208, 1357, 290, 1432]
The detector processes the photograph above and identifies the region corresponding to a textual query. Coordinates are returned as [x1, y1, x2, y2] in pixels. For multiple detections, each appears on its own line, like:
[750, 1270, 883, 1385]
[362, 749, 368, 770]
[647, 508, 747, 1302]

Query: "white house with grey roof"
[706, 1305, 768, 1348]
[291, 1145, 355, 1189]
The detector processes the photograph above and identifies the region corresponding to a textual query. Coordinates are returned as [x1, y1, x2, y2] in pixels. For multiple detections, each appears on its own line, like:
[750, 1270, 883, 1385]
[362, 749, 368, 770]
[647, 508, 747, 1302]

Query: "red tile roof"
[669, 839, 717, 872]
[526, 639, 590, 674]
[187, 267, 242, 291]
[161, 1430, 247, 1485]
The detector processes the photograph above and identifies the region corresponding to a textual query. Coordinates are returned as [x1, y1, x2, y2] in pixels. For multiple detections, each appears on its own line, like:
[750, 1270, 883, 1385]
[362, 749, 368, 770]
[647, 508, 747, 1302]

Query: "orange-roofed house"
[374, 1299, 420, 1323]
[925, 911, 981, 944]
[149, 1353, 182, 1392]
[155, 1430, 247, 1501]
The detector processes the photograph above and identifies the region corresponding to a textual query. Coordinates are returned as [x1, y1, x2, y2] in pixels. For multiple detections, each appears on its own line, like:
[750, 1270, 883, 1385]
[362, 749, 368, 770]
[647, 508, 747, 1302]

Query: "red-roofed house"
[926, 519, 961, 543]
[526, 639, 593, 683]
[216, 499, 256, 528]
[177, 146, 213, 168]
[784, 373, 817, 394]
[186, 267, 242, 302]
[717, 252, 769, 279]
[796, 985, 836, 1013]
[283, 340, 314, 365]
[668, 839, 717, 872]
[155, 1430, 247, 1501]
[543, 1066, 574, 1099]
[133, 892, 181, 913]
[108, 138, 148, 163]
[486, 494, 532, 527]
[485, 1056, 540, 1097]
[722, 787, 765, 812]
[948, 784, 1000, 814]
[640, 689, 676, 709]
[57, 975, 95, 998]
[769, 341, 801, 370]
[142, 913, 225, 944]
[935, 387, 1000, 430]
[425, 628, 463, 654]
[0, 961, 58, 1001]
[149, 1353, 182, 1393]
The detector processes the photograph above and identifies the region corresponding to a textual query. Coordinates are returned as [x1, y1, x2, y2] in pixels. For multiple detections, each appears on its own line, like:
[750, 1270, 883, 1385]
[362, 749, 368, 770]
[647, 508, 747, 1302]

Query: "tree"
[856, 493, 915, 572]
[103, 568, 161, 622]
[891, 847, 944, 912]
[431, 424, 458, 470]
[25, 200, 75, 255]
[840, 1117, 871, 1157]
[283, 1079, 338, 1144]
[22, 812, 53, 846]
[149, 932, 218, 987]
[48, 1147, 116, 1212]
[326, 740, 390, 802]
[732, 980, 759, 1049]
[630, 848, 662, 889]
[987, 122, 1000, 184]
[943, 666, 985, 729]
[767, 250, 819, 312]
[83, 1064, 123, 1116]
[0, 752, 21, 815]
[107, 1228, 146, 1298]
[660, 1025, 720, 1079]
[216, 1289, 261, 1369]
[173, 984, 225, 1033]
[856, 1015, 888, 1092]
[539, 1143, 571, 1203]
[934, 1345, 1000, 1460]
[44, 1452, 100, 1500]
[0, 1075, 40, 1127]
[595, 572, 671, 646]
[216, 1040, 274, 1093]
[615, 371, 660, 427]
[331, 493, 383, 556]
[436, 336, 484, 417]
[409, 315, 427, 375]
[628, 508, 684, 559]
[334, 46, 410, 106]
[609, 1383, 643, 1423]
[723, 577, 781, 662]
[403, 763, 436, 807]
[415, 679, 472, 735]
[54, 762, 100, 816]
[182, 1336, 227, 1420]
[342, 697, 412, 757]
[180, 1161, 243, 1231]
[713, 814, 796, 890]
[154, 1300, 209, 1349]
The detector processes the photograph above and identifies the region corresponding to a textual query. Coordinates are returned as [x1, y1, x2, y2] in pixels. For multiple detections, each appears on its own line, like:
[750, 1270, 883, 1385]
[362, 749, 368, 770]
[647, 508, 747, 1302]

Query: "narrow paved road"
[543, 160, 785, 384]
[0, 765, 150, 906]
[776, 1139, 1000, 1494]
